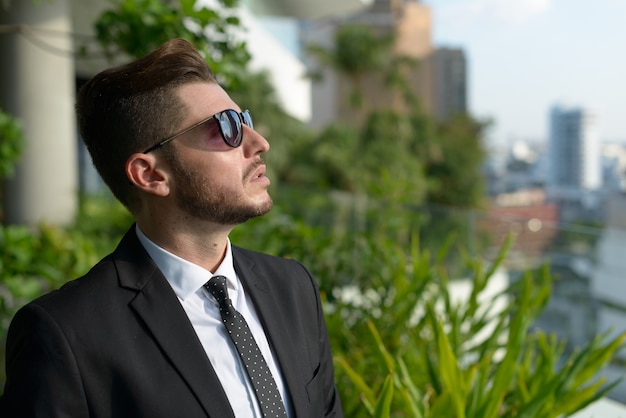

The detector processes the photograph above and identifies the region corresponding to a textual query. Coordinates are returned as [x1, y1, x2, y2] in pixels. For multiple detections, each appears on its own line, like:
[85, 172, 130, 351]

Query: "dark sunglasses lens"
[242, 110, 253, 129]
[217, 110, 242, 147]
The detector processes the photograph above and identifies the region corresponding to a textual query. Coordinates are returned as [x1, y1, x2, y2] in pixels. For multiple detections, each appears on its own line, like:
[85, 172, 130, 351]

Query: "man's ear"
[125, 153, 170, 197]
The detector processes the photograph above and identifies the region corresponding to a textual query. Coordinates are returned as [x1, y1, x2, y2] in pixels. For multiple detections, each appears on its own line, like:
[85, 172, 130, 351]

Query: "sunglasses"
[142, 109, 253, 154]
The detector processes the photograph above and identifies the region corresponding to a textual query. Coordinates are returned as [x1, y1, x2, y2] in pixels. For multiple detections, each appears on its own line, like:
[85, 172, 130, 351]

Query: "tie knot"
[205, 275, 230, 306]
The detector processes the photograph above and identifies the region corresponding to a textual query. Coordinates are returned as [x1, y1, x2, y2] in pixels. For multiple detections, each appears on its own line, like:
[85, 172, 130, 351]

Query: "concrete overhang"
[243, 0, 374, 19]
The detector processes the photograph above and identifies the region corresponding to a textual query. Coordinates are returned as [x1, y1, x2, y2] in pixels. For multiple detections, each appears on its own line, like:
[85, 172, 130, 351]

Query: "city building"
[548, 105, 601, 194]
[303, 0, 467, 130]
[431, 47, 467, 121]
[547, 105, 603, 222]
[592, 193, 626, 402]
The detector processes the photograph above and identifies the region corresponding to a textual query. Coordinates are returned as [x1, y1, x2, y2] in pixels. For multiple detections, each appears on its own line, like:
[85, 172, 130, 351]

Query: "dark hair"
[76, 38, 217, 211]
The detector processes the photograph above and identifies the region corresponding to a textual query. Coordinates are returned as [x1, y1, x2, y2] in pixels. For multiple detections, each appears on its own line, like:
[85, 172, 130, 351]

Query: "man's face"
[164, 82, 273, 225]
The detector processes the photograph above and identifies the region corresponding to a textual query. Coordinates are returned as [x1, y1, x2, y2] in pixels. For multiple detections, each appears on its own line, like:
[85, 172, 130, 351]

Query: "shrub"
[325, 235, 624, 417]
[0, 196, 623, 414]
[0, 108, 23, 180]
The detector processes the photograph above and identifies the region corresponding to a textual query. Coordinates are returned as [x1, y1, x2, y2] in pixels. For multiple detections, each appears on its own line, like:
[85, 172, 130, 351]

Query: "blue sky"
[426, 0, 626, 145]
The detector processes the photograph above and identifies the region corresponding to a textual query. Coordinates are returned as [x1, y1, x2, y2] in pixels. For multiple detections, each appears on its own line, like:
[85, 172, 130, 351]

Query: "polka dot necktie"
[205, 275, 288, 418]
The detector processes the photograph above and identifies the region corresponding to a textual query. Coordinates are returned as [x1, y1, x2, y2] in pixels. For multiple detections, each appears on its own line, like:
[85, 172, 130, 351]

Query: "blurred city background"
[1, 0, 626, 414]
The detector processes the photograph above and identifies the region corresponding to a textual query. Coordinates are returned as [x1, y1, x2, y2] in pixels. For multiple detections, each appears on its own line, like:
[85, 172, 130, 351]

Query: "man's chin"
[253, 198, 273, 218]
[223, 199, 273, 225]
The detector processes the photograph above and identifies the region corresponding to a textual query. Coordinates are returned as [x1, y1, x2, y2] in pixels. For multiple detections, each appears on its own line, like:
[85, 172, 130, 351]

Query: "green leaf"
[429, 390, 457, 418]
[436, 319, 466, 418]
[398, 357, 424, 418]
[335, 356, 375, 404]
[366, 320, 396, 373]
[373, 373, 394, 418]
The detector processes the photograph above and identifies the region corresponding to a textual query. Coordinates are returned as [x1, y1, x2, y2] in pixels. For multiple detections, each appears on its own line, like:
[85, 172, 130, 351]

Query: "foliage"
[2, 1, 619, 412]
[285, 112, 430, 204]
[0, 224, 100, 358]
[0, 195, 134, 342]
[307, 24, 415, 112]
[304, 24, 487, 210]
[286, 107, 487, 210]
[92, 0, 250, 89]
[425, 114, 489, 208]
[232, 189, 371, 293]
[326, 25, 392, 77]
[1, 194, 624, 414]
[325, 235, 625, 417]
[90, 4, 487, 210]
[0, 108, 23, 180]
[70, 192, 134, 255]
[359, 110, 429, 203]
[0, 224, 99, 305]
[285, 123, 361, 191]
[0, 195, 132, 384]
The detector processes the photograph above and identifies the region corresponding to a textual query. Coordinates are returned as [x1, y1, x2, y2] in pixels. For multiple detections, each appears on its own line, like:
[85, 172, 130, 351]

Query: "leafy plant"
[0, 222, 102, 387]
[70, 192, 134, 255]
[1, 3, 620, 409]
[1, 195, 624, 413]
[0, 224, 100, 321]
[92, 0, 250, 89]
[0, 108, 23, 179]
[303, 24, 488, 210]
[307, 24, 409, 113]
[326, 235, 624, 417]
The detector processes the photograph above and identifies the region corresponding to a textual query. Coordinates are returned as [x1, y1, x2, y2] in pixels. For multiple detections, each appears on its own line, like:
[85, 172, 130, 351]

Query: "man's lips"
[246, 160, 269, 183]
[252, 166, 266, 180]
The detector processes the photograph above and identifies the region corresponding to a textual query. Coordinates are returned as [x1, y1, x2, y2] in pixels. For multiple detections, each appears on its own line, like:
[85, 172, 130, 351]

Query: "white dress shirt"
[136, 226, 293, 417]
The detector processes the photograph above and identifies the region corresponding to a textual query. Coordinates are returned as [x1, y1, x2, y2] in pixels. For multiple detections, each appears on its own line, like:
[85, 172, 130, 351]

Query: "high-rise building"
[341, 0, 434, 121]
[548, 105, 601, 194]
[432, 47, 467, 121]
[304, 0, 437, 128]
[303, 0, 468, 129]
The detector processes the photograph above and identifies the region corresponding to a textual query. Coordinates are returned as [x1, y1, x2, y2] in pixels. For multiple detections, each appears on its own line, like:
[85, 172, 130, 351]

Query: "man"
[0, 38, 342, 417]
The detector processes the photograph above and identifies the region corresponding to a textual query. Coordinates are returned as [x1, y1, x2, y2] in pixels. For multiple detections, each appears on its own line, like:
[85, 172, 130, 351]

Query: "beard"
[166, 152, 272, 225]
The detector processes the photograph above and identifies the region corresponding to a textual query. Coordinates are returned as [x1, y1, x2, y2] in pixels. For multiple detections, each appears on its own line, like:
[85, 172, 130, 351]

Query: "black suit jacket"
[0, 227, 342, 417]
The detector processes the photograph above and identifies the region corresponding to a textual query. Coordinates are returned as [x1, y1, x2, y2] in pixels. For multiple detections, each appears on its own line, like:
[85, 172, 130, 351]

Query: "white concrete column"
[0, 0, 77, 225]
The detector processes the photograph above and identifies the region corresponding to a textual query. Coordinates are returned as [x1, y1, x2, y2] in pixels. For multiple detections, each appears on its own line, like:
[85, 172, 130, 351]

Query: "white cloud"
[608, 0, 626, 9]
[492, 0, 551, 23]
[435, 0, 552, 26]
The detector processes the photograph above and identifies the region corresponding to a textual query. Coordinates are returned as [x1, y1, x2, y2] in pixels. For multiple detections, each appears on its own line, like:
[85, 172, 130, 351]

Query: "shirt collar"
[135, 225, 239, 301]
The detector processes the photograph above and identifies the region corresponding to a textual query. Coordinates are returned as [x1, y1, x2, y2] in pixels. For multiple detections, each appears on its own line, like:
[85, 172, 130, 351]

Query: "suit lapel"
[233, 248, 312, 417]
[113, 228, 235, 418]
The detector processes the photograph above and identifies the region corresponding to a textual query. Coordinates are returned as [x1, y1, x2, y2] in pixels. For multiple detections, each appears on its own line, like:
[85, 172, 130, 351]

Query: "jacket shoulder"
[232, 246, 310, 275]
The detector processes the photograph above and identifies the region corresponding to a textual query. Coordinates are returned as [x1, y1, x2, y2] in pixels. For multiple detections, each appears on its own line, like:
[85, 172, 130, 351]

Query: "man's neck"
[136, 218, 233, 273]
